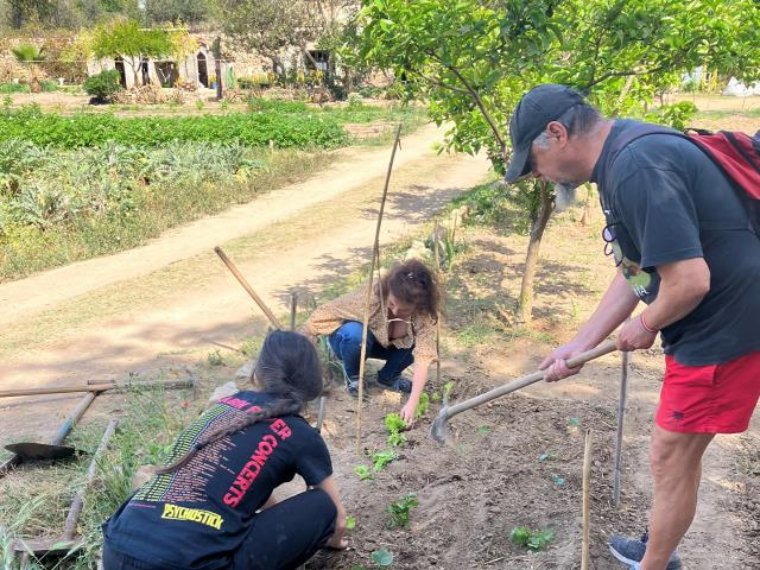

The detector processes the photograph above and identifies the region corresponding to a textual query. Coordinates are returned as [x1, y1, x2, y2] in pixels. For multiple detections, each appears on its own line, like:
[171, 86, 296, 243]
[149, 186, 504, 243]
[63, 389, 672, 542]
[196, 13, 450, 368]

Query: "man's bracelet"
[639, 312, 658, 334]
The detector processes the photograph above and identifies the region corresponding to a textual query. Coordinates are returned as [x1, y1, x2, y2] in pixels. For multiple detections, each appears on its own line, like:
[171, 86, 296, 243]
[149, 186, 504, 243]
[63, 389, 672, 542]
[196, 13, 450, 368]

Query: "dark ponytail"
[156, 331, 323, 475]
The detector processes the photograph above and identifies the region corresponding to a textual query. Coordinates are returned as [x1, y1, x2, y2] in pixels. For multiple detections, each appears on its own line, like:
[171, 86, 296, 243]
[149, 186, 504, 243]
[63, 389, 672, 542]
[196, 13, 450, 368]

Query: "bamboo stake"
[581, 428, 593, 570]
[356, 123, 403, 455]
[214, 246, 283, 329]
[433, 220, 442, 386]
[613, 349, 630, 507]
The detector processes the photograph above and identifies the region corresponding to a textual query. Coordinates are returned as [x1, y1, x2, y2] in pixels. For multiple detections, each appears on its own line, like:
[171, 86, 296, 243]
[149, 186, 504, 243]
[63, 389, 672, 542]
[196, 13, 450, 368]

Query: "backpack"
[598, 123, 760, 235]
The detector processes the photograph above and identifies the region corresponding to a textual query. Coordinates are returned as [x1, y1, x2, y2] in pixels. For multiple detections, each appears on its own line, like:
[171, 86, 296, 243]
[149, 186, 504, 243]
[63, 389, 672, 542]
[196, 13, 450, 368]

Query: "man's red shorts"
[656, 350, 760, 434]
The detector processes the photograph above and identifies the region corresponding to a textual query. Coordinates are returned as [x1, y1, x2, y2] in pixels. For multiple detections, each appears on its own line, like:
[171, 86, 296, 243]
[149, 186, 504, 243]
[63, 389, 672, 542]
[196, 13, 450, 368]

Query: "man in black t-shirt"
[505, 84, 760, 570]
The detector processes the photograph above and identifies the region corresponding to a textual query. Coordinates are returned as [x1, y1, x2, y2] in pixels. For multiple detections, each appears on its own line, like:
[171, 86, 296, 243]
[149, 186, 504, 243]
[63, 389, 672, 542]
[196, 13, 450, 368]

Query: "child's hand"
[325, 512, 348, 549]
[400, 401, 417, 426]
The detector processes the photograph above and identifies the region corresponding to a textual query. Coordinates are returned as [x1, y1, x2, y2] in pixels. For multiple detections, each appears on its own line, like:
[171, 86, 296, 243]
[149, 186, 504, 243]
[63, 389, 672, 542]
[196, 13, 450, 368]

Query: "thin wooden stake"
[289, 292, 298, 331]
[433, 220, 442, 386]
[356, 123, 403, 455]
[613, 349, 630, 507]
[581, 428, 593, 570]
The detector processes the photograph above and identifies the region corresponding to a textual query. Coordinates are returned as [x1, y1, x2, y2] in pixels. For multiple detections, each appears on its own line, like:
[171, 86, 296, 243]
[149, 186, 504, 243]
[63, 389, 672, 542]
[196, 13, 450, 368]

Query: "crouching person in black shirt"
[102, 330, 347, 570]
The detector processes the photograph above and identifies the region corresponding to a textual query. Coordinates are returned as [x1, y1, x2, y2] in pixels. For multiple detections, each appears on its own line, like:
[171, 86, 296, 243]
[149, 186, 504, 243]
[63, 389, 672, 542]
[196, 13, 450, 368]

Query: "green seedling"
[207, 349, 224, 366]
[538, 451, 555, 462]
[414, 392, 430, 420]
[354, 464, 374, 481]
[387, 432, 407, 447]
[430, 390, 441, 402]
[477, 425, 491, 434]
[550, 473, 566, 486]
[387, 492, 418, 529]
[384, 412, 407, 447]
[510, 526, 555, 551]
[371, 450, 396, 472]
[371, 549, 394, 566]
[442, 380, 455, 403]
[346, 515, 356, 530]
[568, 417, 581, 427]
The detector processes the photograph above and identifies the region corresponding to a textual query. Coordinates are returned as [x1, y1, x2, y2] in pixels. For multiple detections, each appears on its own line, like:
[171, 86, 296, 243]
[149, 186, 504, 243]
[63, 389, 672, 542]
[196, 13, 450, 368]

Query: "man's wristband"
[639, 312, 658, 334]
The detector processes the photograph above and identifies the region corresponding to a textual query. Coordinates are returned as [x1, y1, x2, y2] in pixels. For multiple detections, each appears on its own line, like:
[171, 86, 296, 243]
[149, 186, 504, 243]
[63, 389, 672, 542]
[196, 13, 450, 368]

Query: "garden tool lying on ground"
[1, 377, 196, 476]
[430, 341, 617, 443]
[0, 391, 98, 476]
[13, 419, 118, 562]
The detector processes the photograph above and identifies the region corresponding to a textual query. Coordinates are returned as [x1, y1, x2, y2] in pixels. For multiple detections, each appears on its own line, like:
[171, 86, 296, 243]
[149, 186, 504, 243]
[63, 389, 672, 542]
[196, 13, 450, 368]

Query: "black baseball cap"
[504, 84, 585, 183]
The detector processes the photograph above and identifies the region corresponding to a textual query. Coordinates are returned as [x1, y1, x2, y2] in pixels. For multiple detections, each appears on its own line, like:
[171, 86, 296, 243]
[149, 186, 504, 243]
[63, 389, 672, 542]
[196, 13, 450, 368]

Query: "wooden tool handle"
[0, 377, 195, 399]
[214, 246, 283, 330]
[51, 392, 97, 446]
[63, 419, 118, 539]
[445, 341, 617, 419]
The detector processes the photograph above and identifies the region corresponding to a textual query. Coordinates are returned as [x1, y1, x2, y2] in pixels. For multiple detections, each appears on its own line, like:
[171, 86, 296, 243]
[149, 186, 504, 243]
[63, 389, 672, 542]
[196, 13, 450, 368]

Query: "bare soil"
[1, 103, 758, 569]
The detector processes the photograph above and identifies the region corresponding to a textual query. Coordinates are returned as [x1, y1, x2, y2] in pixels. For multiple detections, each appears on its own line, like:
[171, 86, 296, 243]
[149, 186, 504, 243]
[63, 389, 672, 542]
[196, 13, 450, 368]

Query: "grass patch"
[0, 384, 195, 569]
[694, 108, 760, 120]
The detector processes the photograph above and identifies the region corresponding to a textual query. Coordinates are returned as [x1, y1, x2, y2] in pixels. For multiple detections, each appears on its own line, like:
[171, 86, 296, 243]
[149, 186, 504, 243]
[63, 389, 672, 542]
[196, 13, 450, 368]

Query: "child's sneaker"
[608, 532, 682, 569]
[376, 373, 412, 393]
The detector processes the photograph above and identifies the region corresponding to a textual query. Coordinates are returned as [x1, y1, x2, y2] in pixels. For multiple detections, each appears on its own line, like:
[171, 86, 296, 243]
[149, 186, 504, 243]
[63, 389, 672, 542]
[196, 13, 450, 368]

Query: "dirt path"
[0, 124, 491, 442]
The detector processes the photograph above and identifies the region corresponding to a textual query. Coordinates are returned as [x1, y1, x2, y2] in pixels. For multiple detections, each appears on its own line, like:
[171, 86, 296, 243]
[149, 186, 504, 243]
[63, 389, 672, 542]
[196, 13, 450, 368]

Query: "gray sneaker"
[608, 532, 682, 570]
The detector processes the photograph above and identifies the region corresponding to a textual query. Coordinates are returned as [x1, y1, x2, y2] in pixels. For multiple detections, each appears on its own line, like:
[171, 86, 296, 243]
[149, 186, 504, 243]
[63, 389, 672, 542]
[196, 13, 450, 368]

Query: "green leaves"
[91, 20, 173, 60]
[510, 526, 555, 551]
[387, 492, 418, 529]
[0, 107, 348, 150]
[371, 450, 396, 472]
[354, 464, 374, 481]
[371, 548, 394, 566]
[384, 412, 407, 447]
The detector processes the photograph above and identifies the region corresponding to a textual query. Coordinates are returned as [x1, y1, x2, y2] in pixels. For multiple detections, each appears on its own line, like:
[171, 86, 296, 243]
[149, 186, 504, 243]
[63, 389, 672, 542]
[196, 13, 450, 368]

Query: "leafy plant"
[83, 69, 122, 102]
[0, 83, 31, 94]
[414, 392, 429, 420]
[510, 526, 555, 551]
[371, 549, 394, 566]
[384, 412, 407, 447]
[354, 464, 373, 481]
[538, 452, 555, 462]
[345, 515, 356, 530]
[207, 350, 224, 366]
[11, 43, 43, 63]
[442, 380, 455, 403]
[387, 492, 418, 529]
[371, 450, 396, 472]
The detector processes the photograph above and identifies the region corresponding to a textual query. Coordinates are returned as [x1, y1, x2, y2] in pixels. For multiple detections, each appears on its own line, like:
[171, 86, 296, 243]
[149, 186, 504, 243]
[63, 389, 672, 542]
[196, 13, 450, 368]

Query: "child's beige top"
[303, 281, 438, 366]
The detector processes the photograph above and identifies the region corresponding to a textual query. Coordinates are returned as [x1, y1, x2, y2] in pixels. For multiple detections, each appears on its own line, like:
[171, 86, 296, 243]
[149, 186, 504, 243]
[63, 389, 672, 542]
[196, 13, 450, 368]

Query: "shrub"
[83, 70, 123, 103]
[0, 83, 31, 94]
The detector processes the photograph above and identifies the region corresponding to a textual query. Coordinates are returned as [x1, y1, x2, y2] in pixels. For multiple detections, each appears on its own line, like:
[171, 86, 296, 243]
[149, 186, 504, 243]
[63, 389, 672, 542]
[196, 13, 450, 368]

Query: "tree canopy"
[358, 0, 760, 171]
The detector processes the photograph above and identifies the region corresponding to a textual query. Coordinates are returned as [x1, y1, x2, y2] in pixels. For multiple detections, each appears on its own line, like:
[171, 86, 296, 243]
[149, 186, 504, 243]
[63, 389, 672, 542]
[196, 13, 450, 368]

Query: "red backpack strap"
[686, 131, 760, 200]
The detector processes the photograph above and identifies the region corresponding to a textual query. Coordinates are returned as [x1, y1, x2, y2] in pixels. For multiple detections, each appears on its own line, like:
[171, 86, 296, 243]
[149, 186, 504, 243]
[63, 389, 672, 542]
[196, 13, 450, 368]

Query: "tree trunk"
[517, 182, 555, 324]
